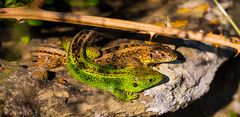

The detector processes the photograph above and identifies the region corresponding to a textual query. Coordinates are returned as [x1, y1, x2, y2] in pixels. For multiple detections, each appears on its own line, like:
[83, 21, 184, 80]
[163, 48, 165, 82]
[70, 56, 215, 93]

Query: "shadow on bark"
[163, 55, 240, 117]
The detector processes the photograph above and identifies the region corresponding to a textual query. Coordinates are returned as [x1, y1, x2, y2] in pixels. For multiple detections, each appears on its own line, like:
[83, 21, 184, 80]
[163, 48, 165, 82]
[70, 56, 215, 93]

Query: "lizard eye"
[150, 53, 153, 58]
[149, 79, 153, 82]
[133, 83, 138, 87]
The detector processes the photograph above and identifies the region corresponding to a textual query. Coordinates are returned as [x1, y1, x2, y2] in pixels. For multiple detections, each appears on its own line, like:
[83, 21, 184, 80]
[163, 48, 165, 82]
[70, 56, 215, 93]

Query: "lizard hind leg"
[124, 57, 144, 68]
[86, 47, 102, 60]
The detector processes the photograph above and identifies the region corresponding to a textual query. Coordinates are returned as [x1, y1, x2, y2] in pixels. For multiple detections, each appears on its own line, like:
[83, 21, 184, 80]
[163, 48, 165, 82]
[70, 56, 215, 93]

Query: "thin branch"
[213, 0, 240, 37]
[0, 6, 239, 53]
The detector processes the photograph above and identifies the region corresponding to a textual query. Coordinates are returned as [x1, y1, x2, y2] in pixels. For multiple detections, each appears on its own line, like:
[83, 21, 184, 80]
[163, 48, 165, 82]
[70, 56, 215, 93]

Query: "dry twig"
[0, 1, 239, 54]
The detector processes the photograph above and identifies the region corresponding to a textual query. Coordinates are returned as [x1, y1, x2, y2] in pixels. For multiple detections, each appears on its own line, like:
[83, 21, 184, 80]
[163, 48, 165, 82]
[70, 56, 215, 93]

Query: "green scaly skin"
[66, 30, 164, 101]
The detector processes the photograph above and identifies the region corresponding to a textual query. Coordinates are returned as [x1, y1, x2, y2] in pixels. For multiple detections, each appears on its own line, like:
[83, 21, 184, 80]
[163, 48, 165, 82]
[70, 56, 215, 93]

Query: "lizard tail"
[68, 29, 101, 69]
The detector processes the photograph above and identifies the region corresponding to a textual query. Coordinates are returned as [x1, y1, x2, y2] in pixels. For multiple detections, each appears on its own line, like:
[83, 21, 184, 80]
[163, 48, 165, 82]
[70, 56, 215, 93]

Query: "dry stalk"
[0, 2, 240, 54]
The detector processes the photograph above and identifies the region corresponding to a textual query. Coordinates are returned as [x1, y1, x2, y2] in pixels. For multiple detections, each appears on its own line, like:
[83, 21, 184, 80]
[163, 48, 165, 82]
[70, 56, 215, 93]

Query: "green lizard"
[66, 30, 164, 101]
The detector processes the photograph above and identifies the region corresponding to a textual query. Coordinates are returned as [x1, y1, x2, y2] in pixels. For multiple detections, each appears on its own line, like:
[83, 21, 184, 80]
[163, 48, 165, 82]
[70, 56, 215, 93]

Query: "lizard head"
[122, 67, 164, 93]
[148, 45, 177, 63]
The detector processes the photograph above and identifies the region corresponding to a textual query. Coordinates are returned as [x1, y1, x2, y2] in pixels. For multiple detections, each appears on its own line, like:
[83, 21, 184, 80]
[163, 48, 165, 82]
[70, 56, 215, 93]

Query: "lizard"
[30, 43, 101, 72]
[30, 38, 177, 71]
[94, 39, 177, 67]
[66, 29, 164, 101]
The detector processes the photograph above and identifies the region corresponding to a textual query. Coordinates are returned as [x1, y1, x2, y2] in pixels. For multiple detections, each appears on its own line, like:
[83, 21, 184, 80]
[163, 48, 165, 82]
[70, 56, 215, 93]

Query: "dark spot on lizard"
[46, 71, 56, 80]
[112, 57, 116, 62]
[114, 46, 120, 50]
[130, 44, 135, 47]
[112, 56, 116, 61]
[32, 59, 38, 63]
[127, 51, 131, 55]
[77, 62, 85, 68]
[106, 58, 111, 63]
[20, 65, 28, 69]
[150, 53, 153, 58]
[118, 55, 122, 58]
[65, 98, 69, 103]
[124, 44, 128, 49]
[122, 53, 126, 57]
[105, 49, 112, 54]
[161, 52, 166, 57]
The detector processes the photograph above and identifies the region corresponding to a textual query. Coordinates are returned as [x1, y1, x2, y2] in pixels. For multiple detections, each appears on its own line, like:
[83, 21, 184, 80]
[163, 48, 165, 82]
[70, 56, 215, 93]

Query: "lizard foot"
[126, 92, 139, 101]
[112, 89, 139, 101]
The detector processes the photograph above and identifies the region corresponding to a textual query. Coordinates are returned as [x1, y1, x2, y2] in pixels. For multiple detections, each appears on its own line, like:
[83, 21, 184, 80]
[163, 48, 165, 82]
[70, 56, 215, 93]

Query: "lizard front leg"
[112, 89, 139, 101]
